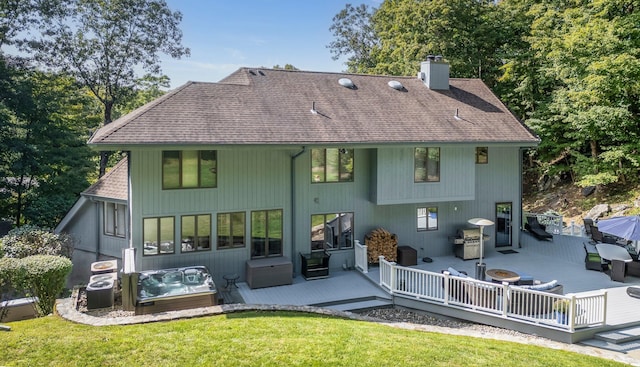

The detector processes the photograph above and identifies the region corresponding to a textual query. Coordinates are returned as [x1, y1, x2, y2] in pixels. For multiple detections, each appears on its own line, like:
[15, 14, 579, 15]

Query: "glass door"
[495, 202, 512, 247]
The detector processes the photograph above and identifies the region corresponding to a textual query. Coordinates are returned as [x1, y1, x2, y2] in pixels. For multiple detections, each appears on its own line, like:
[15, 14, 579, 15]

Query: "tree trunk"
[98, 100, 114, 177]
[590, 139, 598, 173]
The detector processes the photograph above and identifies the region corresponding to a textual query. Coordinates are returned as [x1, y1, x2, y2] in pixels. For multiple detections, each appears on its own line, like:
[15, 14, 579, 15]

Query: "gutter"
[290, 146, 306, 275]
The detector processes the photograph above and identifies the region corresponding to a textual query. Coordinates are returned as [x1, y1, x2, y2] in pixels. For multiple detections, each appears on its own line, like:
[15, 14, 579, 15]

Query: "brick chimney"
[418, 55, 449, 90]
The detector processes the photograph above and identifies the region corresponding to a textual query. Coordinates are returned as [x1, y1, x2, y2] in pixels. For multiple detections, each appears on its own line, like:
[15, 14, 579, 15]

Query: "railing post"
[569, 294, 576, 331]
[443, 271, 450, 305]
[501, 282, 509, 317]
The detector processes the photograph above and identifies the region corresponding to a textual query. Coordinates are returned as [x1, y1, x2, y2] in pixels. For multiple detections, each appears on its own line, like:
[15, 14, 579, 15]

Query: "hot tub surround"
[135, 266, 217, 315]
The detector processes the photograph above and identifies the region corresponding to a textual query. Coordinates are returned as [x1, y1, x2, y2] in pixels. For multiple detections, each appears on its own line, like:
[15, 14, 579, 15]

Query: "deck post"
[501, 282, 509, 317]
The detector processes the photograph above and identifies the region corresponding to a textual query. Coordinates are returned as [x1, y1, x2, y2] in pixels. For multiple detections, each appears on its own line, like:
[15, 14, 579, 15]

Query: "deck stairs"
[580, 326, 640, 353]
[310, 296, 393, 312]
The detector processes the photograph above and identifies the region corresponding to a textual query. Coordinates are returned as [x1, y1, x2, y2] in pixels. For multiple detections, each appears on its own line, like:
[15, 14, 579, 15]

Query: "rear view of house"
[57, 58, 539, 286]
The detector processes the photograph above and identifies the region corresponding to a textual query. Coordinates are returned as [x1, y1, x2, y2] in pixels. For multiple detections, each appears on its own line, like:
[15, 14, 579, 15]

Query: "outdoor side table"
[223, 273, 239, 289]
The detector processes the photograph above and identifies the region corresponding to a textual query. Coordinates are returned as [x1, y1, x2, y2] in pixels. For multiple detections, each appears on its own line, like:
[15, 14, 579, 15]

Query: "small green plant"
[553, 299, 570, 314]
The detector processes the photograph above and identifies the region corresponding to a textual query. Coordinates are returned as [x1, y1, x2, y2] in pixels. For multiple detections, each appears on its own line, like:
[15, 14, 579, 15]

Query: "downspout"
[518, 147, 527, 249]
[290, 146, 306, 275]
[127, 151, 132, 249]
[95, 199, 101, 261]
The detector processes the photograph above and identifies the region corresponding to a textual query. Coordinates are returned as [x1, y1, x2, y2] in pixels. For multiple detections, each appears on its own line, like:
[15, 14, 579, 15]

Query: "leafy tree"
[272, 64, 300, 70]
[0, 58, 94, 227]
[29, 0, 190, 176]
[522, 0, 640, 187]
[327, 3, 378, 73]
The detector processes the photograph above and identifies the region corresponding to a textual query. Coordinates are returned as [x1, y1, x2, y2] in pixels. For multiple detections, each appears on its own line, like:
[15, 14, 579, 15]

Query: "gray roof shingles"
[82, 157, 128, 200]
[88, 68, 539, 146]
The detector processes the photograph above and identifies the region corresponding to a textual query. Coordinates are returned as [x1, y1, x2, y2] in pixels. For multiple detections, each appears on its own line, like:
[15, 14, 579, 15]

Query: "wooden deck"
[236, 231, 640, 342]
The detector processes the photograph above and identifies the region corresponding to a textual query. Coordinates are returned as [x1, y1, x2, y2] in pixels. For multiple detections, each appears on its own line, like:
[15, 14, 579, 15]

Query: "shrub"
[0, 257, 24, 321]
[0, 225, 73, 259]
[18, 255, 72, 316]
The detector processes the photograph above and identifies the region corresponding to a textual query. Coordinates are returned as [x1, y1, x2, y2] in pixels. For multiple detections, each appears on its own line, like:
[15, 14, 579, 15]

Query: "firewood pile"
[365, 228, 398, 263]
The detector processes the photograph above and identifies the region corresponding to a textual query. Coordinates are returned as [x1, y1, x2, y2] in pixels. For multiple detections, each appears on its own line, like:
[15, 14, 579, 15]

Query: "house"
[56, 58, 539, 286]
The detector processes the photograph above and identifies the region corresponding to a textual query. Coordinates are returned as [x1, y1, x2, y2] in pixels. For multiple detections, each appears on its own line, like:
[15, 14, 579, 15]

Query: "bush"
[16, 255, 72, 316]
[0, 225, 73, 259]
[0, 257, 24, 321]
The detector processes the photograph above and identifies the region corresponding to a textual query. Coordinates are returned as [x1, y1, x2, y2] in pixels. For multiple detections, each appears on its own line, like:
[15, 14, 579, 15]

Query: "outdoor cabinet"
[246, 257, 293, 289]
[300, 251, 331, 280]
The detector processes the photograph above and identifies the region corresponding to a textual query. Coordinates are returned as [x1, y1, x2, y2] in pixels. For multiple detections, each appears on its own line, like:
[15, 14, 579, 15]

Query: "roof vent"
[388, 80, 404, 90]
[338, 78, 355, 89]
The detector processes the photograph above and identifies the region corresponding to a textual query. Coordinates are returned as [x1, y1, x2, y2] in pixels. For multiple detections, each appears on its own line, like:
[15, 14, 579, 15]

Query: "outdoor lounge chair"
[525, 216, 553, 241]
[583, 243, 605, 271]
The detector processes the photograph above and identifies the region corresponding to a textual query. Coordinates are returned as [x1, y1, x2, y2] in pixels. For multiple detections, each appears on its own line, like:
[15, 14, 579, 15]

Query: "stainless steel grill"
[453, 228, 481, 260]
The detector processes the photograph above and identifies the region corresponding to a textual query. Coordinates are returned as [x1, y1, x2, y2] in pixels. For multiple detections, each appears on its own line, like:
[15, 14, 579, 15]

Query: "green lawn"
[0, 311, 627, 367]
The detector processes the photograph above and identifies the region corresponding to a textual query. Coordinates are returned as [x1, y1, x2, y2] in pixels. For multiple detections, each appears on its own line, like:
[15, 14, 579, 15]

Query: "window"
[414, 147, 440, 182]
[311, 148, 353, 183]
[143, 217, 175, 255]
[311, 213, 353, 251]
[217, 212, 245, 249]
[181, 214, 211, 252]
[417, 207, 438, 231]
[104, 202, 126, 237]
[251, 209, 283, 258]
[163, 150, 217, 189]
[476, 147, 488, 164]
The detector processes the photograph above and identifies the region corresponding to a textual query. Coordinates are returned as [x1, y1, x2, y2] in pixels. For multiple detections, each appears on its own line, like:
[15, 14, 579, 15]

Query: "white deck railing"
[377, 256, 606, 331]
[354, 240, 368, 273]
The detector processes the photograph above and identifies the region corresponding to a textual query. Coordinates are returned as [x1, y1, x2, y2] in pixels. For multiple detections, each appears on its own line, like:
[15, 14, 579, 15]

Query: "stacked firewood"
[365, 228, 398, 263]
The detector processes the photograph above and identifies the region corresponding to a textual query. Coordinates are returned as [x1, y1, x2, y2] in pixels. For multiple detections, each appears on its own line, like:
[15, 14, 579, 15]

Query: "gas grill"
[452, 228, 481, 260]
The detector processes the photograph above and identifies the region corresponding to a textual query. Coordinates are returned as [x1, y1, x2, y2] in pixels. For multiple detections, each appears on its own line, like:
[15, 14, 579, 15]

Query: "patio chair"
[524, 216, 553, 241]
[583, 242, 605, 271]
[590, 225, 618, 244]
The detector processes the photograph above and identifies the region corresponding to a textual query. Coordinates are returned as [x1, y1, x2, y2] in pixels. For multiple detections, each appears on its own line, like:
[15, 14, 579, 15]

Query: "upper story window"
[311, 148, 353, 183]
[104, 202, 126, 238]
[163, 150, 217, 189]
[476, 147, 488, 164]
[414, 147, 440, 182]
[143, 216, 175, 256]
[181, 214, 211, 252]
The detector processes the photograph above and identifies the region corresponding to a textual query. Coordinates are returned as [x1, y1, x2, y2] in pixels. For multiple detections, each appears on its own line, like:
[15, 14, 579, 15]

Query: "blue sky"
[162, 0, 378, 88]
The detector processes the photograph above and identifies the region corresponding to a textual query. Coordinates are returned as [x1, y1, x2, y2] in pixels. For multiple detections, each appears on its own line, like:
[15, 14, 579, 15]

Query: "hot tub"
[135, 266, 217, 315]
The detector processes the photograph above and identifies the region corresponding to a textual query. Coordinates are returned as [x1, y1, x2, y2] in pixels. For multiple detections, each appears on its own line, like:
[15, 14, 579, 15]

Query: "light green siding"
[372, 147, 475, 205]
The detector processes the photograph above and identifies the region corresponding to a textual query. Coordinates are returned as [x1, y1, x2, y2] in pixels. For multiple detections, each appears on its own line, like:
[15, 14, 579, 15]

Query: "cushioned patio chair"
[525, 216, 553, 241]
[583, 243, 605, 271]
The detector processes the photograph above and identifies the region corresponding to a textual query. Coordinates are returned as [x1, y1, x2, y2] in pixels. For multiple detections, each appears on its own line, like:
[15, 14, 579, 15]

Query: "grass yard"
[0, 311, 628, 367]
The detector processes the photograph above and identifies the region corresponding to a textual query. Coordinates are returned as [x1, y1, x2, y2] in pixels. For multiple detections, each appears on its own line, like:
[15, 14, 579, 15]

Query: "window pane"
[200, 151, 217, 187]
[251, 211, 267, 257]
[268, 210, 283, 256]
[476, 147, 488, 164]
[414, 148, 427, 182]
[417, 207, 427, 231]
[115, 204, 126, 237]
[197, 215, 211, 250]
[181, 151, 199, 188]
[231, 212, 245, 247]
[311, 214, 326, 251]
[217, 213, 231, 249]
[162, 151, 180, 189]
[311, 149, 325, 182]
[427, 148, 440, 181]
[339, 149, 354, 181]
[143, 218, 158, 255]
[325, 148, 339, 182]
[159, 217, 175, 254]
[181, 216, 196, 252]
[338, 213, 353, 249]
[427, 207, 438, 230]
[105, 203, 115, 235]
